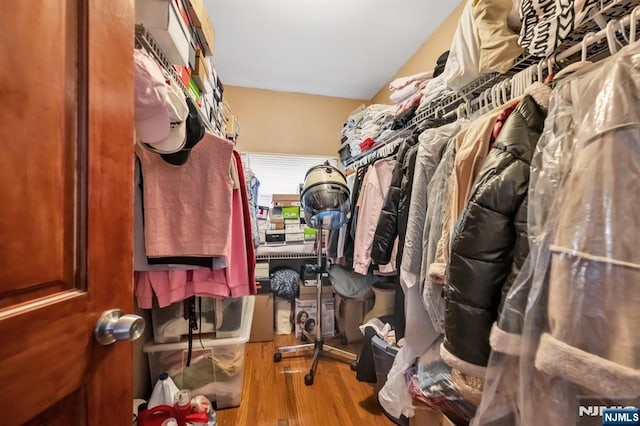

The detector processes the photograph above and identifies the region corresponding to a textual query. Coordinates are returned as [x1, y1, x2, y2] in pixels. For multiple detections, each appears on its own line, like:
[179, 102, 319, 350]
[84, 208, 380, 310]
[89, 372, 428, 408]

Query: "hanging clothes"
[476, 44, 640, 426]
[353, 157, 397, 275]
[232, 151, 256, 295]
[398, 121, 462, 336]
[441, 94, 548, 379]
[429, 100, 519, 285]
[243, 164, 261, 249]
[420, 139, 458, 334]
[371, 119, 454, 339]
[530, 45, 640, 421]
[343, 165, 369, 269]
[473, 66, 579, 426]
[136, 132, 234, 258]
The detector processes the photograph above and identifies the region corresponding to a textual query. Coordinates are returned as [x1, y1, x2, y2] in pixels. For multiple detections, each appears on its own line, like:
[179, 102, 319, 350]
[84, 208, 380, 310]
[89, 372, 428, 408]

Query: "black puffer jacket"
[441, 95, 546, 377]
[372, 118, 452, 265]
[370, 130, 419, 265]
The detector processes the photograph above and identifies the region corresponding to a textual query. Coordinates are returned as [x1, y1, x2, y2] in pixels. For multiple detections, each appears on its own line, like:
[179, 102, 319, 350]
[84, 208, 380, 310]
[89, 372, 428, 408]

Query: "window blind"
[242, 153, 338, 207]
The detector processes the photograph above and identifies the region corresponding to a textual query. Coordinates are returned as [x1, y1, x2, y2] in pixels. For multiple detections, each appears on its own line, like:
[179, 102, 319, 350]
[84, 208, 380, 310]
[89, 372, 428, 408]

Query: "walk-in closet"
[1, 1, 639, 425]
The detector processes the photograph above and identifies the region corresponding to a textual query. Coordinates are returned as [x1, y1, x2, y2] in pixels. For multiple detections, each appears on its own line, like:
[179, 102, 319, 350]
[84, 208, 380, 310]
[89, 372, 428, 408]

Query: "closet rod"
[343, 0, 638, 169]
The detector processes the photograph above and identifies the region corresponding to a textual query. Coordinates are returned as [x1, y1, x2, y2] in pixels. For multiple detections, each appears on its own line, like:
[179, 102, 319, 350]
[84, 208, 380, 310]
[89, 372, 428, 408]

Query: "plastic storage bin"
[144, 296, 254, 409]
[151, 296, 246, 343]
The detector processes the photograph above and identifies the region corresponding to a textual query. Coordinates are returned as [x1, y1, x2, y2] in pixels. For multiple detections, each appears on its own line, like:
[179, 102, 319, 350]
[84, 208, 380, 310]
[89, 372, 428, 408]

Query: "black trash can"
[371, 335, 409, 426]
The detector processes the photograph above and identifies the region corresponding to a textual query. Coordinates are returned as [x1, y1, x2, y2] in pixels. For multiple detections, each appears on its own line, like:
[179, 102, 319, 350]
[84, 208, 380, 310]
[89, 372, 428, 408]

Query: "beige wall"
[225, 4, 464, 156]
[370, 2, 465, 105]
[224, 86, 366, 157]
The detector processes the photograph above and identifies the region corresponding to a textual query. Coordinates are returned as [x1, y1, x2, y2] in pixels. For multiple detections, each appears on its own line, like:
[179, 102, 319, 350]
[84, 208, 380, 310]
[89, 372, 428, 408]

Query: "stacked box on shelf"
[255, 262, 271, 294]
[185, 0, 215, 56]
[270, 194, 302, 243]
[136, 0, 193, 66]
[225, 115, 239, 140]
[143, 296, 254, 409]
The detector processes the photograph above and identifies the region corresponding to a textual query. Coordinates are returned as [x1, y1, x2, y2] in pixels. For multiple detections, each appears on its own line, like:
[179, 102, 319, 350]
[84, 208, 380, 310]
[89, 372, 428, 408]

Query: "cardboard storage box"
[299, 280, 333, 299]
[255, 262, 269, 279]
[250, 294, 274, 342]
[270, 207, 283, 220]
[270, 220, 285, 231]
[335, 293, 374, 344]
[272, 194, 300, 207]
[143, 296, 254, 409]
[136, 0, 193, 66]
[186, 0, 215, 55]
[303, 227, 317, 242]
[265, 230, 285, 245]
[255, 278, 271, 294]
[275, 297, 293, 335]
[196, 11, 215, 55]
[285, 232, 304, 242]
[282, 206, 299, 220]
[192, 49, 210, 91]
[257, 206, 269, 220]
[294, 298, 335, 338]
[409, 403, 457, 426]
[410, 404, 443, 426]
[188, 77, 201, 101]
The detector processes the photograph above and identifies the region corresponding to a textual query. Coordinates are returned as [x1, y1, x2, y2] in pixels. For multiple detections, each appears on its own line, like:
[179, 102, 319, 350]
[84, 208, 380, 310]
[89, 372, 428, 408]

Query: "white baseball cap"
[143, 80, 189, 154]
[134, 49, 171, 143]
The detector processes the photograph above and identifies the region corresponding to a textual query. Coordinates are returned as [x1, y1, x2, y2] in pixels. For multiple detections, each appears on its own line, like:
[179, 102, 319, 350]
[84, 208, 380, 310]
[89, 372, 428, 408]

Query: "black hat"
[434, 50, 449, 78]
[161, 97, 206, 166]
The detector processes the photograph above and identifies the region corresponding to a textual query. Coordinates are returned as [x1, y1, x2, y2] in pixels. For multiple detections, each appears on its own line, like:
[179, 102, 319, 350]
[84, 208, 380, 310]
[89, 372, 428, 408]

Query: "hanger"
[630, 5, 640, 44]
[547, 55, 556, 80]
[455, 103, 468, 120]
[537, 60, 545, 83]
[582, 32, 597, 62]
[501, 80, 509, 104]
[619, 19, 630, 44]
[606, 19, 620, 54]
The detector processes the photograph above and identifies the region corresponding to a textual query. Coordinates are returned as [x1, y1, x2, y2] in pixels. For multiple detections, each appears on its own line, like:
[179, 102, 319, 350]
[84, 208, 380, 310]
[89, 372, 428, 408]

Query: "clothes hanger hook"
[619, 19, 630, 44]
[581, 32, 597, 62]
[537, 60, 545, 83]
[630, 5, 640, 44]
[606, 19, 620, 54]
[491, 85, 498, 108]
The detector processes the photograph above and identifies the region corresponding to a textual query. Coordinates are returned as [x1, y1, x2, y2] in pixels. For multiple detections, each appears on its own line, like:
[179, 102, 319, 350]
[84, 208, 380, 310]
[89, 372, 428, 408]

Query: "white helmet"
[301, 162, 351, 230]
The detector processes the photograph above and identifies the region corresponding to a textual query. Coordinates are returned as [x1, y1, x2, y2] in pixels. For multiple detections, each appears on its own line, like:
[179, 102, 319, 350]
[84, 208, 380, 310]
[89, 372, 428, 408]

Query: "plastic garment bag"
[475, 41, 640, 425]
[420, 139, 458, 333]
[472, 70, 578, 426]
[378, 283, 441, 419]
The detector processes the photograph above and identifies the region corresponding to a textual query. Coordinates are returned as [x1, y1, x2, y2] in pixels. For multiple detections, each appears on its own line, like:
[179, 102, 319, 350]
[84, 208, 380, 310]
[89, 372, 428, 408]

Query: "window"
[241, 153, 338, 207]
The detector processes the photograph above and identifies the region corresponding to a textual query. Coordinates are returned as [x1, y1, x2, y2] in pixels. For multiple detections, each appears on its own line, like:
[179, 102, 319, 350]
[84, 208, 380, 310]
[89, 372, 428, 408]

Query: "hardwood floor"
[216, 334, 394, 426]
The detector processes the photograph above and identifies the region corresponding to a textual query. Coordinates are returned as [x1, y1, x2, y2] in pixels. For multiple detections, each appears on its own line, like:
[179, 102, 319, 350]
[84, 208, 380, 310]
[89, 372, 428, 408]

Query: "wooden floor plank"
[216, 334, 394, 426]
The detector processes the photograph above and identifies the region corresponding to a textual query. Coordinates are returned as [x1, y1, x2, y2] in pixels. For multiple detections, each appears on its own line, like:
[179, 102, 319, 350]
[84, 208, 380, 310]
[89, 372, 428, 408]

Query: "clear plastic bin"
[151, 296, 246, 344]
[144, 296, 254, 409]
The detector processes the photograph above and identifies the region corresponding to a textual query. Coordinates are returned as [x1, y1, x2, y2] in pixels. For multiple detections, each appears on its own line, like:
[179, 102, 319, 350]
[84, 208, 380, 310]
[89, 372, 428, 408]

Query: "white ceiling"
[205, 0, 458, 100]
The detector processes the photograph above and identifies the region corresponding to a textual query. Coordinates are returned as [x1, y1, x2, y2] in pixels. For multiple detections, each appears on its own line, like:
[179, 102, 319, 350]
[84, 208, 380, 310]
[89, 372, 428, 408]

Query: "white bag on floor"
[148, 373, 180, 408]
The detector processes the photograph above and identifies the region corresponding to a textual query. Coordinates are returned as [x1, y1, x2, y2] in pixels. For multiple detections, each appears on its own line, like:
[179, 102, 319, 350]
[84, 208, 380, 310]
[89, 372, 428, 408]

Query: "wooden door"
[0, 1, 135, 424]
